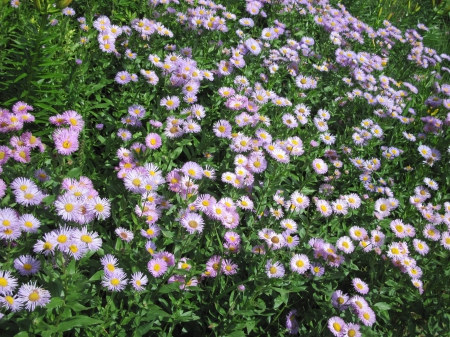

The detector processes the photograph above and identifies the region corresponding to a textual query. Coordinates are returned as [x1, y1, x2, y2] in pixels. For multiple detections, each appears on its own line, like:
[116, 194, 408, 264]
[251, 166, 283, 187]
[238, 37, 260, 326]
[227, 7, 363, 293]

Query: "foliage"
[1, 0, 450, 336]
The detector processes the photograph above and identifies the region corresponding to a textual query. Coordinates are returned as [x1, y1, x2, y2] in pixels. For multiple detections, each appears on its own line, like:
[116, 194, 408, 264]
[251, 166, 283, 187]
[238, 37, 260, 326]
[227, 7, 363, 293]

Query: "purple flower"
[115, 71, 131, 85]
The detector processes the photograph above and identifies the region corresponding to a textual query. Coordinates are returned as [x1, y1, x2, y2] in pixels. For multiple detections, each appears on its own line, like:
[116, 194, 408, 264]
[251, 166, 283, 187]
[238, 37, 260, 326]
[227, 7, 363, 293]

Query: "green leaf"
[66, 167, 82, 178]
[42, 195, 56, 206]
[56, 316, 103, 332]
[46, 297, 64, 310]
[374, 302, 391, 311]
[14, 332, 30, 337]
[14, 73, 27, 83]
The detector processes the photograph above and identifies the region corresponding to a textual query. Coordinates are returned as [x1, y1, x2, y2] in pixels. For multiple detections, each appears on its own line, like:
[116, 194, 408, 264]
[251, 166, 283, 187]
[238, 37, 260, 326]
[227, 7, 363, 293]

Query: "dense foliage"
[1, 0, 450, 336]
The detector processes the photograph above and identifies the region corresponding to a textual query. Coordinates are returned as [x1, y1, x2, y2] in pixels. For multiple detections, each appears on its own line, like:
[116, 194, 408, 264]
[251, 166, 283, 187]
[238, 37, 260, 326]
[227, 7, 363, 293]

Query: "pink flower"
[145, 133, 162, 149]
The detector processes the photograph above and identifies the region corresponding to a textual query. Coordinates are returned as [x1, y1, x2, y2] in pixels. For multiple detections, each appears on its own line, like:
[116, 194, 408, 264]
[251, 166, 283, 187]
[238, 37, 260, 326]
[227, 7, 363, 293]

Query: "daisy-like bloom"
[423, 224, 440, 241]
[128, 105, 146, 119]
[358, 307, 376, 327]
[181, 212, 204, 234]
[213, 120, 232, 138]
[286, 309, 299, 334]
[130, 272, 148, 291]
[221, 259, 238, 275]
[73, 227, 102, 251]
[266, 232, 285, 250]
[102, 270, 128, 292]
[224, 231, 240, 245]
[332, 199, 348, 215]
[352, 278, 369, 295]
[62, 110, 84, 132]
[312, 158, 328, 174]
[52, 128, 79, 155]
[14, 187, 45, 207]
[154, 251, 175, 267]
[148, 258, 168, 277]
[371, 229, 385, 247]
[33, 233, 57, 256]
[266, 260, 285, 278]
[62, 7, 75, 16]
[310, 263, 325, 277]
[141, 224, 161, 239]
[331, 290, 349, 310]
[160, 96, 180, 110]
[290, 254, 310, 274]
[237, 196, 253, 210]
[34, 169, 50, 182]
[281, 219, 298, 232]
[100, 254, 119, 275]
[115, 227, 134, 242]
[336, 236, 355, 254]
[424, 177, 438, 190]
[117, 128, 132, 141]
[349, 226, 367, 241]
[412, 239, 429, 255]
[115, 71, 131, 84]
[290, 191, 310, 209]
[17, 281, 51, 311]
[0, 270, 18, 295]
[316, 200, 332, 217]
[441, 231, 450, 250]
[14, 255, 40, 276]
[54, 195, 81, 222]
[407, 265, 423, 278]
[67, 241, 88, 260]
[203, 166, 216, 180]
[86, 196, 111, 220]
[349, 295, 369, 312]
[283, 231, 300, 249]
[0, 293, 23, 312]
[328, 316, 347, 337]
[53, 225, 73, 252]
[389, 219, 407, 238]
[387, 242, 404, 260]
[344, 323, 362, 337]
[145, 241, 157, 256]
[182, 162, 203, 180]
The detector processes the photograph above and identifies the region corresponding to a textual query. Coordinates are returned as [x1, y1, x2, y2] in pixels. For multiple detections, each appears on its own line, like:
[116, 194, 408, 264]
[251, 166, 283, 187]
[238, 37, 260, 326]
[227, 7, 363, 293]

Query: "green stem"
[24, 13, 47, 101]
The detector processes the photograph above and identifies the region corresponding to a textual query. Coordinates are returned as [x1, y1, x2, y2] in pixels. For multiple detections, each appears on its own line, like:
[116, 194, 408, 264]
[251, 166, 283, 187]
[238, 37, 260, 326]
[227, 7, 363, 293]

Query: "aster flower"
[310, 263, 325, 277]
[221, 259, 238, 275]
[316, 200, 332, 217]
[312, 158, 328, 174]
[290, 254, 310, 274]
[72, 227, 102, 251]
[266, 260, 285, 278]
[181, 213, 204, 234]
[116, 70, 133, 84]
[328, 316, 347, 337]
[54, 195, 81, 221]
[17, 214, 40, 234]
[14, 255, 40, 276]
[148, 258, 168, 277]
[0, 294, 23, 312]
[160, 96, 180, 110]
[331, 290, 349, 310]
[115, 227, 134, 242]
[130, 272, 148, 291]
[17, 281, 50, 311]
[358, 307, 376, 326]
[33, 233, 57, 256]
[86, 196, 111, 220]
[352, 278, 369, 294]
[102, 270, 128, 291]
[336, 236, 355, 254]
[0, 270, 18, 295]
